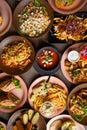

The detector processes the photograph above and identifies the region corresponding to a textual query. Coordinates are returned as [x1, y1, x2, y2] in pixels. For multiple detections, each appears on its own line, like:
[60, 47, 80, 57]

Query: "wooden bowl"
[47, 114, 85, 130]
[47, 0, 86, 14]
[67, 83, 87, 125]
[0, 0, 12, 36]
[7, 108, 46, 130]
[13, 0, 54, 43]
[0, 35, 35, 75]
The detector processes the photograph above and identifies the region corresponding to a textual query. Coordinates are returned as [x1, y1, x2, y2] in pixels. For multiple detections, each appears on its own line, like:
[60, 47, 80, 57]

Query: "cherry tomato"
[80, 46, 87, 60]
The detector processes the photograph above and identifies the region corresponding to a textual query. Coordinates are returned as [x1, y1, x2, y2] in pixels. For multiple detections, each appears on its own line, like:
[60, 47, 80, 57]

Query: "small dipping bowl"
[67, 50, 80, 62]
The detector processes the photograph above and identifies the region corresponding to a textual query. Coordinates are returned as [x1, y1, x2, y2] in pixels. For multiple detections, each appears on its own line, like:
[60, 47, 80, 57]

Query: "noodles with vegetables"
[1, 41, 32, 69]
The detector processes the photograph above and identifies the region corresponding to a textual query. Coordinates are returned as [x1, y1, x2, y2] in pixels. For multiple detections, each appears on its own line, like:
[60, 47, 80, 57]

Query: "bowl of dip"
[67, 50, 80, 62]
[33, 46, 61, 75]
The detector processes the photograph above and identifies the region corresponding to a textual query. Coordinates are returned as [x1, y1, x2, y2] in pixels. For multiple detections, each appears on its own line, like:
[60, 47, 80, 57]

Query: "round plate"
[13, 0, 54, 41]
[28, 76, 68, 118]
[0, 121, 6, 130]
[33, 46, 61, 75]
[61, 42, 87, 84]
[0, 35, 35, 75]
[47, 114, 85, 130]
[0, 0, 12, 36]
[7, 108, 46, 130]
[67, 83, 87, 125]
[47, 0, 86, 14]
[0, 73, 27, 113]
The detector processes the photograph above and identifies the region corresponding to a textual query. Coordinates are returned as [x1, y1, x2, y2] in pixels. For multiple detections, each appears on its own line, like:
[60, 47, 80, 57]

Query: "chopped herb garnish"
[45, 55, 53, 62]
[73, 104, 87, 121]
[34, 0, 40, 7]
[44, 84, 47, 90]
[66, 0, 73, 5]
[13, 78, 21, 88]
[58, 0, 73, 5]
[72, 70, 80, 77]
[41, 6, 46, 12]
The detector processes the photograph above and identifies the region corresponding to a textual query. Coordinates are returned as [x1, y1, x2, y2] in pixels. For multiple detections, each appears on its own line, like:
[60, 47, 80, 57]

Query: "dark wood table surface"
[0, 0, 87, 129]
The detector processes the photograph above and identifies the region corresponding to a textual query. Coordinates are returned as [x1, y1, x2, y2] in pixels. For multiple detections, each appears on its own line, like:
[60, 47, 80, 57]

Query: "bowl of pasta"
[28, 76, 68, 118]
[67, 83, 87, 125]
[0, 35, 35, 75]
[47, 0, 86, 14]
[13, 0, 54, 43]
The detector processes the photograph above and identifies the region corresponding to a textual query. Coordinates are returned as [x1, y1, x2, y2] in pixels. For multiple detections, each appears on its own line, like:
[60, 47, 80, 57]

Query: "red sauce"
[80, 46, 87, 60]
[37, 49, 59, 69]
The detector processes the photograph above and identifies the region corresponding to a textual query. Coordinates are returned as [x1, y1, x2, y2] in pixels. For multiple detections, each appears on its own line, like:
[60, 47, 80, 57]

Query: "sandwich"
[0, 90, 20, 109]
[0, 76, 21, 92]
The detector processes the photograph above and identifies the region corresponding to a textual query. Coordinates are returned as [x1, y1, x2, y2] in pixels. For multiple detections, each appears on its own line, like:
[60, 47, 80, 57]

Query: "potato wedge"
[28, 109, 34, 120]
[31, 112, 40, 125]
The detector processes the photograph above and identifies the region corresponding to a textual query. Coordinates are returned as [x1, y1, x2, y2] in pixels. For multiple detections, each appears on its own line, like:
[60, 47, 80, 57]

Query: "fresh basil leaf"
[13, 78, 21, 88]
[34, 0, 40, 7]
